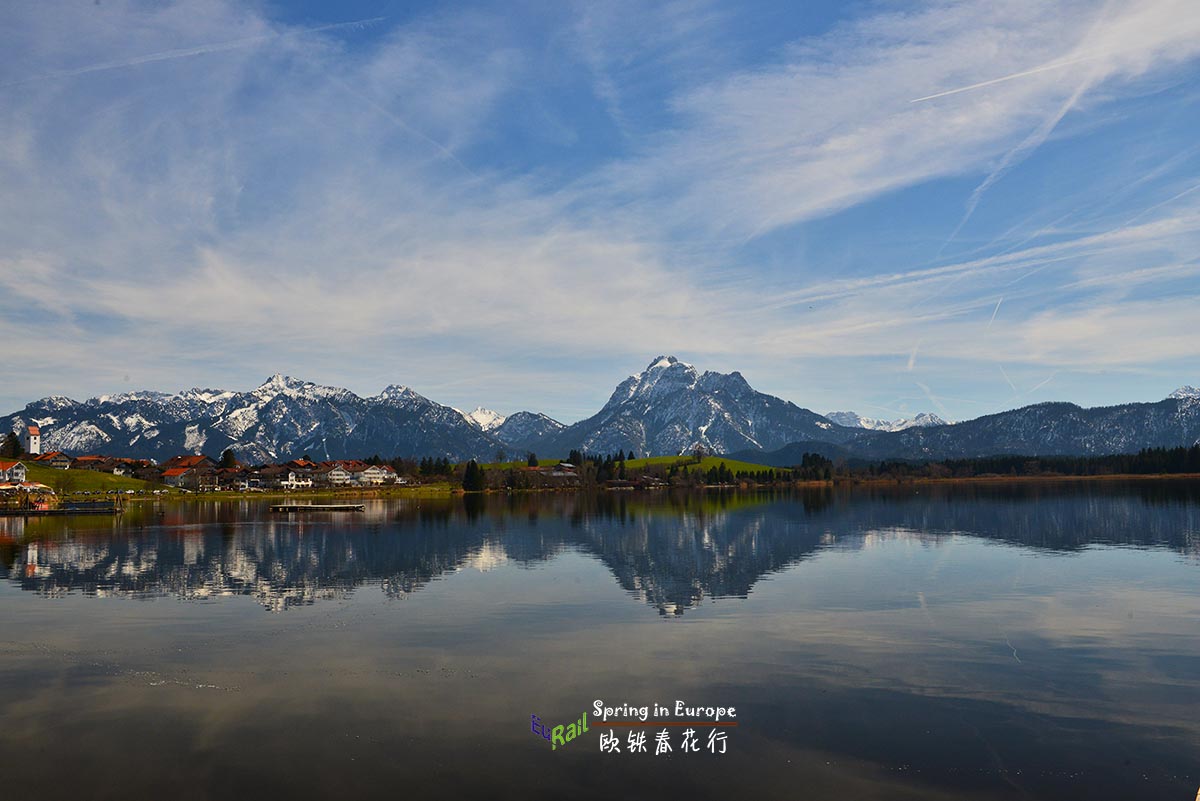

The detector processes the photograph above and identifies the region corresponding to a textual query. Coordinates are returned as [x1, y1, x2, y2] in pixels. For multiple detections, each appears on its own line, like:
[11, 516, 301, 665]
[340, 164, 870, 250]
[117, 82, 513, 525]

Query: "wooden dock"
[270, 503, 365, 513]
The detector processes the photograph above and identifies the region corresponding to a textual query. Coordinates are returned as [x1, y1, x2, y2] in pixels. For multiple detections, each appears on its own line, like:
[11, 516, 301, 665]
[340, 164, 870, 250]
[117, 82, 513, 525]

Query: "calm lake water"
[1, 482, 1198, 800]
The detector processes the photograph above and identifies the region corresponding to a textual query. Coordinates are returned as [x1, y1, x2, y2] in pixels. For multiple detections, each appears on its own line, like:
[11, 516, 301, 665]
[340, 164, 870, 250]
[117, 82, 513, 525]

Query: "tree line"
[857, 445, 1200, 479]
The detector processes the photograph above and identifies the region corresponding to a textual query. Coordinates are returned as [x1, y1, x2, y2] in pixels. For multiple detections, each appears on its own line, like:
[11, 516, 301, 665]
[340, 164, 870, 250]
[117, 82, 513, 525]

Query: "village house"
[346, 464, 397, 486]
[161, 454, 217, 471]
[70, 455, 109, 471]
[256, 465, 313, 490]
[194, 469, 220, 492]
[280, 470, 313, 490]
[0, 459, 28, 483]
[216, 467, 248, 490]
[160, 467, 191, 487]
[98, 458, 129, 476]
[312, 463, 352, 487]
[31, 451, 71, 470]
[160, 466, 219, 491]
[134, 465, 165, 483]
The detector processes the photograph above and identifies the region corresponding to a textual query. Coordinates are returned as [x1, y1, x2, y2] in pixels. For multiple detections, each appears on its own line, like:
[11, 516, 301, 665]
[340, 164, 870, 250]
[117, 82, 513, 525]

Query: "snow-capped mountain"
[824, 411, 949, 432]
[2, 375, 499, 463]
[540, 356, 855, 457]
[455, 406, 565, 453]
[491, 411, 566, 453]
[738, 397, 1200, 464]
[460, 407, 507, 431]
[5, 362, 1200, 464]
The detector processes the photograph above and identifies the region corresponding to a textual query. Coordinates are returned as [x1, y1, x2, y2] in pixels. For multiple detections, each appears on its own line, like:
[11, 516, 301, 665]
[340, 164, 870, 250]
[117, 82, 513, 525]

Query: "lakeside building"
[0, 460, 28, 483]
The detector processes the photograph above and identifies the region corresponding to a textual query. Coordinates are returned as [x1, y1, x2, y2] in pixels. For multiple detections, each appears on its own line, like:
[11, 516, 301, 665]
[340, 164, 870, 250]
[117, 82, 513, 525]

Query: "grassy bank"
[23, 463, 163, 493]
[622, 455, 780, 474]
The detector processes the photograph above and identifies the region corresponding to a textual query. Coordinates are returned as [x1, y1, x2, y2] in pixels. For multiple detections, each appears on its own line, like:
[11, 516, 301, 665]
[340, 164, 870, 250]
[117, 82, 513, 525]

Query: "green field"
[623, 455, 779, 473]
[22, 463, 164, 493]
[479, 457, 566, 470]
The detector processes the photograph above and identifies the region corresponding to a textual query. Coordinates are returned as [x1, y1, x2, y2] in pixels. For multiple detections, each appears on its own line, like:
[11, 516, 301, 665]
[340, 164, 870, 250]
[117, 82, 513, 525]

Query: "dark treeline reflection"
[1, 479, 1197, 613]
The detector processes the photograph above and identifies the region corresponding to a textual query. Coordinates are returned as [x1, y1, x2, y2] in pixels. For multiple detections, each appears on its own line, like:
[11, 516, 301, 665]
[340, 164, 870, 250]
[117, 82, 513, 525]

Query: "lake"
[1, 482, 1198, 800]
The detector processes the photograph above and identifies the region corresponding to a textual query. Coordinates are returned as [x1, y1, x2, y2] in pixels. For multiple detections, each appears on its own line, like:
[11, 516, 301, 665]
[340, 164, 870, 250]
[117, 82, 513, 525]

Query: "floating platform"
[270, 504, 365, 513]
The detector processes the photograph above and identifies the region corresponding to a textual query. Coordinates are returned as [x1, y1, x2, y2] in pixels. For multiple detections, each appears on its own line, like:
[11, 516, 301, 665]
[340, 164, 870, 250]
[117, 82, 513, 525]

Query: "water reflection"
[2, 480, 1198, 614]
[2, 481, 1199, 800]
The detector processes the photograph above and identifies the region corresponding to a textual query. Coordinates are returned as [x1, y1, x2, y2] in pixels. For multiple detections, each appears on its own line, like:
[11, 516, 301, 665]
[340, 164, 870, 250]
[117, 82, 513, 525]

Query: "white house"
[314, 464, 352, 486]
[280, 470, 313, 490]
[0, 460, 28, 483]
[349, 465, 396, 486]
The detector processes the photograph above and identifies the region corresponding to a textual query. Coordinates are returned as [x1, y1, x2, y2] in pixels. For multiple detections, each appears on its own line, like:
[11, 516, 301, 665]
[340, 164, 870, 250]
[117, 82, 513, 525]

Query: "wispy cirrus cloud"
[1, 0, 1198, 421]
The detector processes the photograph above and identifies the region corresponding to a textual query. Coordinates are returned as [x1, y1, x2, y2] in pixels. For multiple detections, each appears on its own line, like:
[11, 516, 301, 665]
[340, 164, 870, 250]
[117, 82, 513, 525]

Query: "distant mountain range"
[3, 356, 1198, 464]
[823, 410, 949, 432]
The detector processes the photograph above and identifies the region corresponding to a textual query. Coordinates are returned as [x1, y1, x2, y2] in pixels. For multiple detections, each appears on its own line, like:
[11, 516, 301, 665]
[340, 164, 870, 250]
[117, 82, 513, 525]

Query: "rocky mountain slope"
[2, 375, 497, 463]
[538, 356, 856, 457]
[4, 360, 1199, 463]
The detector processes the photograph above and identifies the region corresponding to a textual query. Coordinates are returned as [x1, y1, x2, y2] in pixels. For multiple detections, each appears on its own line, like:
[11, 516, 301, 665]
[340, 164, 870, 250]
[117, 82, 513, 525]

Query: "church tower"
[23, 425, 40, 455]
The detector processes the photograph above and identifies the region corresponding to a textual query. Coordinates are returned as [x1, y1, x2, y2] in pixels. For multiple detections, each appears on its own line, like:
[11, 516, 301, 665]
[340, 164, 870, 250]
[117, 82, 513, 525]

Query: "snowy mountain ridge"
[824, 410, 950, 432]
[3, 362, 1199, 463]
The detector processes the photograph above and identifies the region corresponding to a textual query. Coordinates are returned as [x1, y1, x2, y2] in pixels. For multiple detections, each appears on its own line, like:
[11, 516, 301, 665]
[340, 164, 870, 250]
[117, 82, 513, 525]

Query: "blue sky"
[2, 0, 1199, 423]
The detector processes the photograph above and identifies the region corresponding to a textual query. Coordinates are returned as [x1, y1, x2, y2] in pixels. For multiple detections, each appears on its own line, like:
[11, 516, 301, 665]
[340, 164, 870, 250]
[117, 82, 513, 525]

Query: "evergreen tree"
[526, 452, 539, 467]
[0, 432, 21, 459]
[219, 448, 238, 469]
[462, 460, 486, 492]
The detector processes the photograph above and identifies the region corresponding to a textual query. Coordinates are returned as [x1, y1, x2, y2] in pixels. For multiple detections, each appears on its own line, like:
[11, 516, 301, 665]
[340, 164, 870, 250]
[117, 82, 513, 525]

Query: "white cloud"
[589, 0, 1200, 240]
[1, 0, 1199, 419]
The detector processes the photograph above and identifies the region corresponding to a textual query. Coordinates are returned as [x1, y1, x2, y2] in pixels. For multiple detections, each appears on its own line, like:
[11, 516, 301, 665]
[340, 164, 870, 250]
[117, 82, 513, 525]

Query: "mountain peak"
[462, 407, 507, 432]
[646, 355, 684, 371]
[1169, 385, 1200, 400]
[378, 384, 419, 401]
[256, 373, 303, 392]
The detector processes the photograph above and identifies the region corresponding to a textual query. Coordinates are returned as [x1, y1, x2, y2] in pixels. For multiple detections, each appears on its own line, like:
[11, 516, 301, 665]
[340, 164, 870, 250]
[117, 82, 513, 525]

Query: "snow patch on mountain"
[1169, 386, 1200, 400]
[46, 421, 111, 453]
[460, 407, 507, 431]
[183, 424, 207, 453]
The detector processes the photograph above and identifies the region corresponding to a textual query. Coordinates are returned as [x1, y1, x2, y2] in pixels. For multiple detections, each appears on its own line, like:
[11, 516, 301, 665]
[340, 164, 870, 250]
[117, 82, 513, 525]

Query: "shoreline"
[120, 470, 1200, 503]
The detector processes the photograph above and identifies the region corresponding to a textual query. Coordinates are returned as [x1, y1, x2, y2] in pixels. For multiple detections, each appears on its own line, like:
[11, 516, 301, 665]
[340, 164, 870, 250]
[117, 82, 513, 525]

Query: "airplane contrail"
[1025, 372, 1058, 394]
[328, 75, 480, 179]
[914, 381, 950, 418]
[998, 364, 1017, 393]
[910, 52, 1099, 103]
[987, 297, 1003, 328]
[3, 17, 386, 88]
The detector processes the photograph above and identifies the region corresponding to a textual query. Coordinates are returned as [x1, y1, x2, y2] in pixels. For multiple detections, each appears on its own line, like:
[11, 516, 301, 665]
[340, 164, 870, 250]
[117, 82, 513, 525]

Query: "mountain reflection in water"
[2, 481, 1198, 614]
[1, 481, 1199, 801]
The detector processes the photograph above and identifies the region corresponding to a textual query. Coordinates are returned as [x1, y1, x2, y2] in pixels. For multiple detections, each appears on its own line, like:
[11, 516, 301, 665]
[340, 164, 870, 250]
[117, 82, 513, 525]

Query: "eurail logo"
[530, 711, 590, 750]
